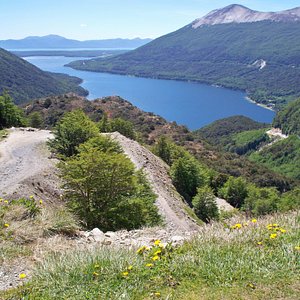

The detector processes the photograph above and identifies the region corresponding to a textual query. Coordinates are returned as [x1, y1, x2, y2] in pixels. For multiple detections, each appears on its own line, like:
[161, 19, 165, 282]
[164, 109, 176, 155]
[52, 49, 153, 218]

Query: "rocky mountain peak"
[192, 4, 300, 28]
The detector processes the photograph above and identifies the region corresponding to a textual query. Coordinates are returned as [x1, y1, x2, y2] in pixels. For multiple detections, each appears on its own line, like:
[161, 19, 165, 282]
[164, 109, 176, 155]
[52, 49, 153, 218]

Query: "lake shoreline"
[67, 63, 276, 112]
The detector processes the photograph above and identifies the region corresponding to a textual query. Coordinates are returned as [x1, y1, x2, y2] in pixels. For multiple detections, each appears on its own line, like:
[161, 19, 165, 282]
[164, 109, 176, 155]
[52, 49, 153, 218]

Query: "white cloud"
[80, 23, 88, 27]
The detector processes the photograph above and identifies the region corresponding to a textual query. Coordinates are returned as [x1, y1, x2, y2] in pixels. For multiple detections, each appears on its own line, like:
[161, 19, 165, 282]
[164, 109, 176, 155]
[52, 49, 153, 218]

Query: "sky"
[1, 0, 300, 40]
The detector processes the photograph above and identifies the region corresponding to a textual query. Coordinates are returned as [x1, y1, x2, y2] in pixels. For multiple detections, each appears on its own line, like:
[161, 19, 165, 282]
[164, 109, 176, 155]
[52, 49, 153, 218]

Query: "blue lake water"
[25, 56, 275, 130]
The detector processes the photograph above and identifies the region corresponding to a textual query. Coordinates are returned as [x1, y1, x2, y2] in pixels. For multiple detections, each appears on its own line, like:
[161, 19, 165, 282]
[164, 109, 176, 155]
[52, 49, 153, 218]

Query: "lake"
[25, 56, 275, 130]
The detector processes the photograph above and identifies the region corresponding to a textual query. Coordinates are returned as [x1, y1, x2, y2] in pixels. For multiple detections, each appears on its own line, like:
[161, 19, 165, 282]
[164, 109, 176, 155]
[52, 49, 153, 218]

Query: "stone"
[91, 228, 105, 242]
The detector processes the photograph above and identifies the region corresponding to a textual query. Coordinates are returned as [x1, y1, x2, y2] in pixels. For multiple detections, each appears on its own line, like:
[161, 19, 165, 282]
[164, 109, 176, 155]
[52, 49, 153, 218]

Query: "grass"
[0, 196, 80, 264]
[2, 211, 299, 299]
[0, 129, 8, 142]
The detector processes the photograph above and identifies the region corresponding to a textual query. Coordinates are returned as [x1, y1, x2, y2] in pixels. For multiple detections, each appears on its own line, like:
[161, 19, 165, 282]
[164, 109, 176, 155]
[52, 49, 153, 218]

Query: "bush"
[218, 177, 248, 208]
[28, 111, 44, 128]
[110, 118, 136, 140]
[192, 186, 219, 222]
[48, 109, 99, 157]
[59, 138, 160, 231]
[0, 92, 25, 129]
[170, 156, 208, 203]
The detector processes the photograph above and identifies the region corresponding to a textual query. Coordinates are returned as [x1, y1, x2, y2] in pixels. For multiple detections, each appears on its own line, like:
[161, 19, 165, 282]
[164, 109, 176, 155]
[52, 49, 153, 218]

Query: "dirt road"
[0, 128, 58, 199]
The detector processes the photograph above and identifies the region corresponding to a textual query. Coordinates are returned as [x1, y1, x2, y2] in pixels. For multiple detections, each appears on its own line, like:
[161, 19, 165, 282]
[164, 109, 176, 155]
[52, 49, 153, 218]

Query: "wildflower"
[39, 200, 43, 204]
[29, 195, 34, 199]
[251, 219, 257, 223]
[270, 233, 277, 239]
[154, 240, 161, 246]
[247, 283, 256, 289]
[154, 292, 161, 297]
[235, 223, 242, 229]
[146, 263, 153, 267]
[4, 223, 9, 228]
[152, 255, 160, 261]
[257, 242, 262, 245]
[19, 273, 26, 279]
[4, 200, 8, 204]
[122, 271, 129, 277]
[279, 228, 286, 233]
[137, 246, 147, 254]
[154, 249, 162, 256]
[94, 264, 100, 268]
[127, 265, 133, 271]
[93, 272, 99, 276]
[295, 246, 300, 251]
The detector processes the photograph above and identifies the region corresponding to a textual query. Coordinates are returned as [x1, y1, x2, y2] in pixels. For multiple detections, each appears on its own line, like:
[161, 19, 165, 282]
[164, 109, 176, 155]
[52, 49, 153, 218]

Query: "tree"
[60, 138, 160, 231]
[171, 156, 208, 203]
[110, 118, 136, 140]
[98, 112, 110, 133]
[28, 111, 43, 128]
[243, 186, 279, 216]
[0, 92, 24, 129]
[48, 109, 99, 157]
[192, 186, 219, 223]
[152, 136, 172, 165]
[218, 176, 248, 208]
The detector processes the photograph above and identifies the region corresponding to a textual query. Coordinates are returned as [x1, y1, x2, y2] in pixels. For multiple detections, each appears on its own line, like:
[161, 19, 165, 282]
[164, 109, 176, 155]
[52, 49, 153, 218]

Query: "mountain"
[68, 5, 300, 109]
[192, 4, 300, 27]
[0, 35, 152, 49]
[0, 48, 87, 104]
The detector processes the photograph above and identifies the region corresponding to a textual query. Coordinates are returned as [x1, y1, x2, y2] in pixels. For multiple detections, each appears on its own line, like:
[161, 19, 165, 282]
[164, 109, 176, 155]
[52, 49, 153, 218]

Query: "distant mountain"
[68, 5, 300, 109]
[192, 4, 300, 27]
[0, 35, 152, 49]
[0, 48, 87, 104]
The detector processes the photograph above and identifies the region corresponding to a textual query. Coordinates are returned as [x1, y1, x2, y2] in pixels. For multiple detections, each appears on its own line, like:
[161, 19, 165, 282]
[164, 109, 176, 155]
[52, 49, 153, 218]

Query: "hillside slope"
[0, 48, 87, 104]
[68, 5, 300, 108]
[23, 94, 296, 191]
[273, 98, 300, 136]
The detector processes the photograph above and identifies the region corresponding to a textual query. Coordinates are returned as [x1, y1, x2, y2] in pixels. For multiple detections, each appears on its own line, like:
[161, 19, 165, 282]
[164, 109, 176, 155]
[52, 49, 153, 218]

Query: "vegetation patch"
[3, 211, 299, 299]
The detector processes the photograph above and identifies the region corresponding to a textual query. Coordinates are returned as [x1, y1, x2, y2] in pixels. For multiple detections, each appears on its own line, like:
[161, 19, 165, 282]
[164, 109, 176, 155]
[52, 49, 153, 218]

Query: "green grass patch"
[2, 211, 299, 299]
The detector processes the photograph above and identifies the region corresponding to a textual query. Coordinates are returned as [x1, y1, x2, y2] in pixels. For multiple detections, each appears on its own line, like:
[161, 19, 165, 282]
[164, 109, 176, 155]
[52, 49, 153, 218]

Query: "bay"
[25, 56, 275, 130]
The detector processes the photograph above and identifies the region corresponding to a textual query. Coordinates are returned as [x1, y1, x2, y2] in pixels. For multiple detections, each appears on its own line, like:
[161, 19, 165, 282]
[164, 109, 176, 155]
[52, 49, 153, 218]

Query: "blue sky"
[1, 0, 299, 40]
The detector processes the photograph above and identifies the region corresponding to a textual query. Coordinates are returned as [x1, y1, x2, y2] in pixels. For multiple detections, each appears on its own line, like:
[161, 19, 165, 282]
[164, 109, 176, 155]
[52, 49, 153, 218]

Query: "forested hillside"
[273, 98, 300, 135]
[0, 48, 87, 104]
[68, 21, 300, 109]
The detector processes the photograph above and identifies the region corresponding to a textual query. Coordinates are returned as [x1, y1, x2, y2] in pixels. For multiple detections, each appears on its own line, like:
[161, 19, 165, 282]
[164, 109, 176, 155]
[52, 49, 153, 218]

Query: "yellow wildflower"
[295, 246, 300, 251]
[93, 272, 99, 276]
[39, 200, 43, 204]
[146, 263, 153, 268]
[4, 200, 8, 204]
[235, 223, 242, 229]
[279, 228, 286, 233]
[127, 265, 133, 271]
[152, 255, 160, 261]
[29, 195, 34, 199]
[137, 246, 146, 254]
[154, 240, 161, 246]
[251, 219, 257, 223]
[154, 249, 161, 255]
[4, 223, 9, 228]
[257, 242, 262, 245]
[154, 292, 161, 297]
[270, 233, 277, 239]
[94, 264, 100, 268]
[19, 273, 26, 279]
[122, 271, 129, 277]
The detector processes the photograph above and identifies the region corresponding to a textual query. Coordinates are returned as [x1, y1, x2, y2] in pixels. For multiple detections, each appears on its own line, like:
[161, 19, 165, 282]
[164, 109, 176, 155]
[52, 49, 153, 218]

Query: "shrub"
[192, 186, 219, 222]
[218, 176, 248, 208]
[48, 109, 99, 157]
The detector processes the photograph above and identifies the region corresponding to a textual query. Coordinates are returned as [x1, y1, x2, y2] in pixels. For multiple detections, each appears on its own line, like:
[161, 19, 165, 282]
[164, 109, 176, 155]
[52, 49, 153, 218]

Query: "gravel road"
[0, 128, 56, 199]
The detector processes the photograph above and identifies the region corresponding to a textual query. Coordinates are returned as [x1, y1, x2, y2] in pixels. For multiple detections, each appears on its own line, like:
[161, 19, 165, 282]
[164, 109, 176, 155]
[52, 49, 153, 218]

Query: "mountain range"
[68, 4, 300, 109]
[0, 48, 87, 104]
[0, 35, 152, 49]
